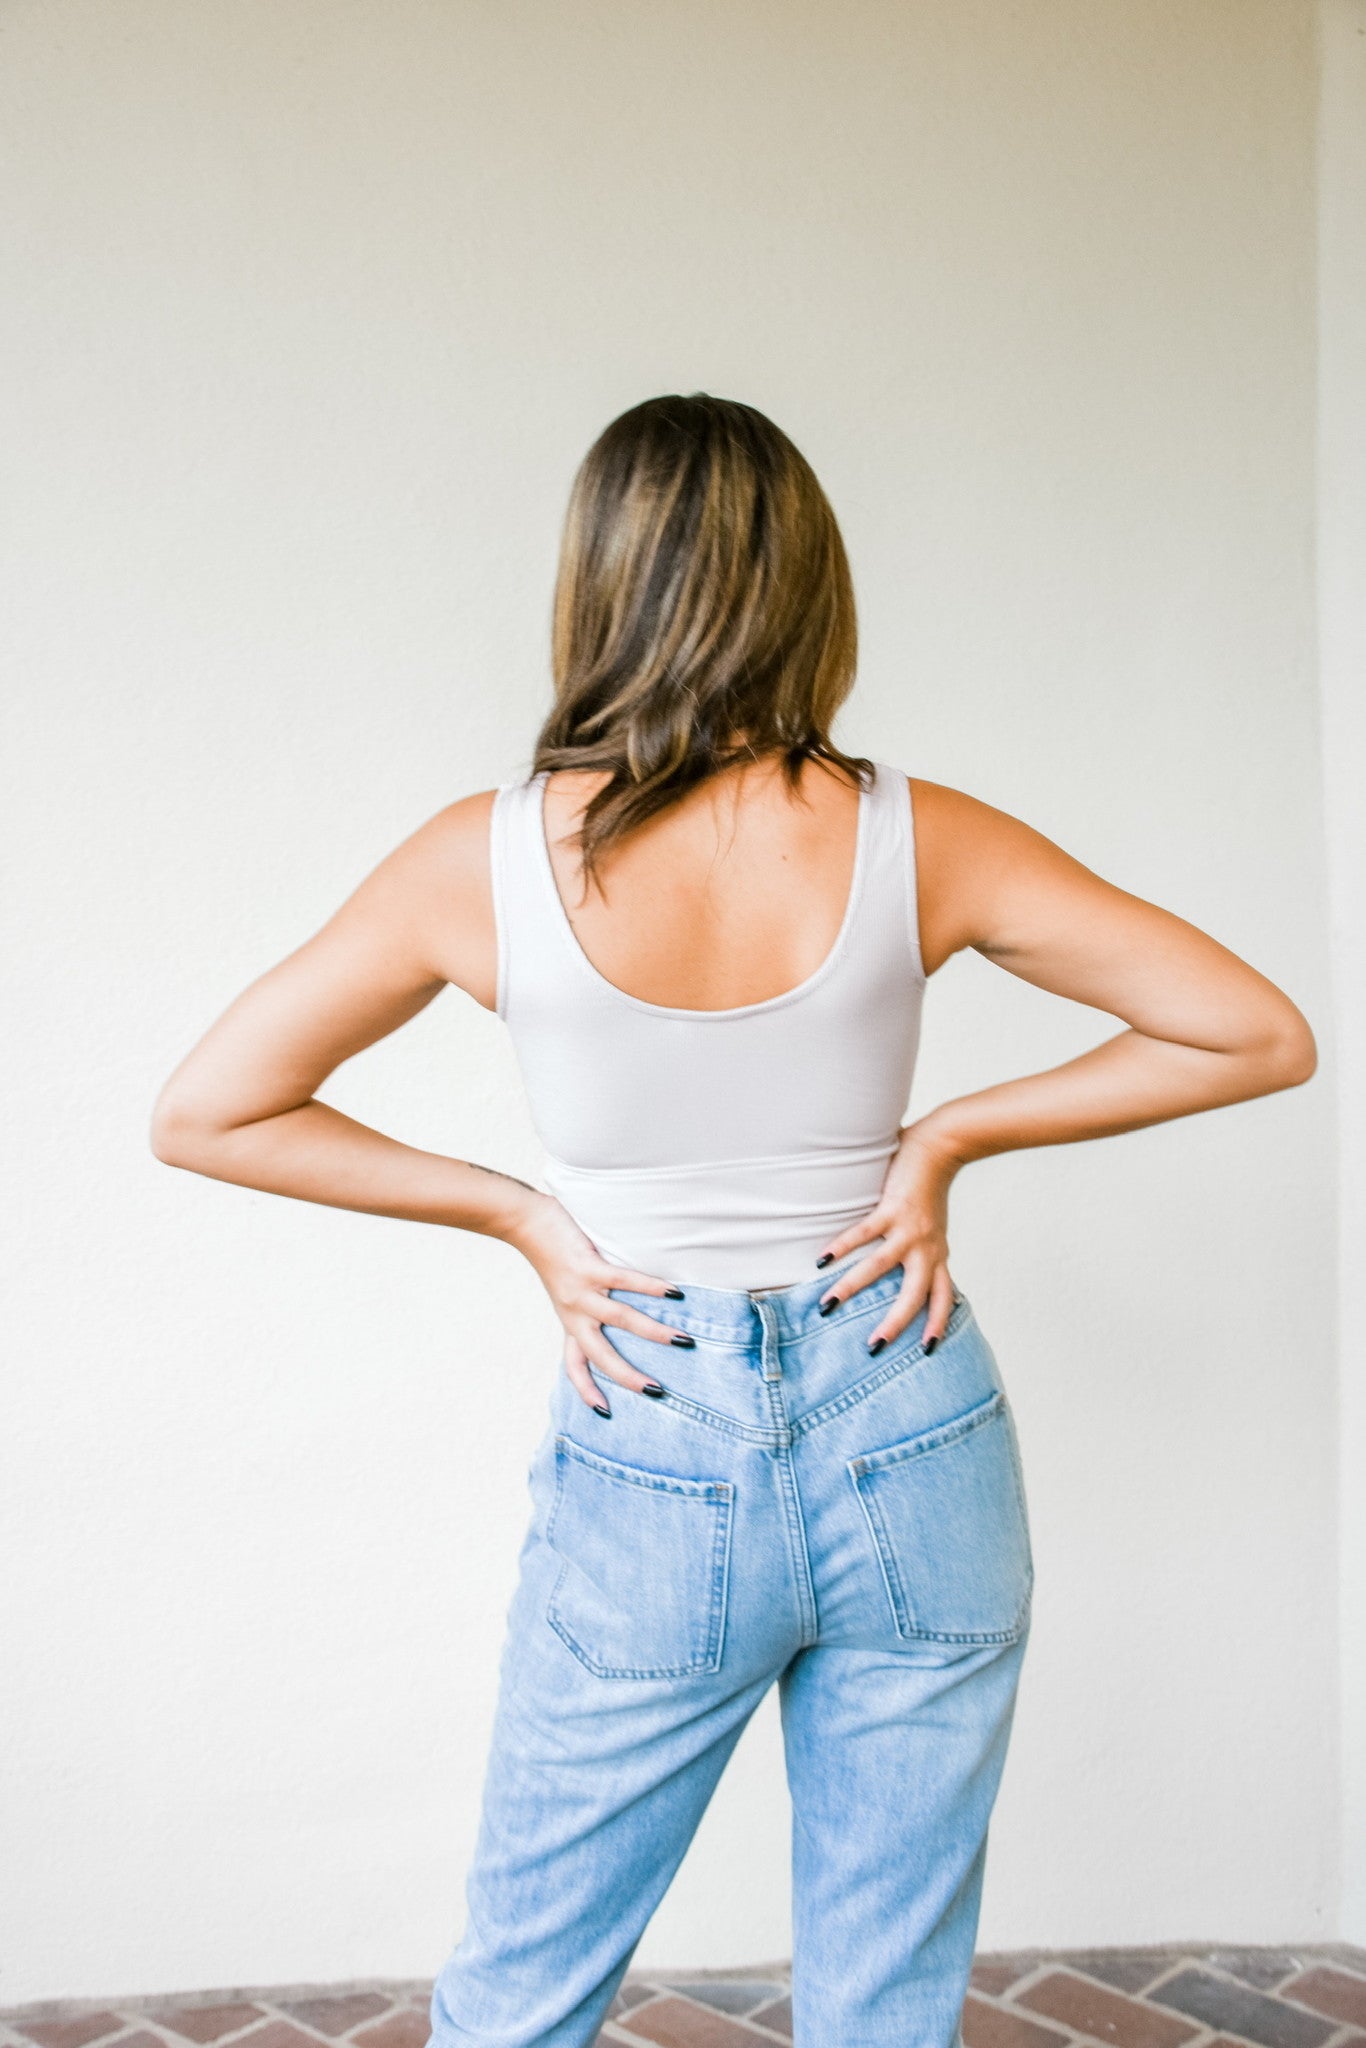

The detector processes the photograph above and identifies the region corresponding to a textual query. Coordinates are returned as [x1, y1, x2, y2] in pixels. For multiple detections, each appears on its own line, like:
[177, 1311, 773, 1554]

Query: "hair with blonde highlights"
[532, 393, 870, 886]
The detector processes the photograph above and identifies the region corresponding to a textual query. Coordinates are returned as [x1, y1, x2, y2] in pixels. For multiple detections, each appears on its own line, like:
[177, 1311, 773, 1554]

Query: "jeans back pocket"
[849, 1390, 1033, 1645]
[546, 1435, 734, 1679]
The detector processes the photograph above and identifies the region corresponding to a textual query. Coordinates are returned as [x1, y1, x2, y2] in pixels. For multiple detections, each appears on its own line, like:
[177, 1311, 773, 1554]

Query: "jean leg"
[778, 1632, 1028, 2048]
[428, 1470, 779, 2048]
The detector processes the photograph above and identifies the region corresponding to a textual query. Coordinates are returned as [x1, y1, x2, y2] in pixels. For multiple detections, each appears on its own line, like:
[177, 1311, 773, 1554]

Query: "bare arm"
[818, 779, 1317, 1346]
[150, 792, 520, 1229]
[150, 791, 683, 1412]
[911, 778, 1316, 1153]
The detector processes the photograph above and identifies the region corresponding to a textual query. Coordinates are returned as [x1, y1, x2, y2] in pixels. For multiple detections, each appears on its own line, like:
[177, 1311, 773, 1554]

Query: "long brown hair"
[533, 393, 870, 887]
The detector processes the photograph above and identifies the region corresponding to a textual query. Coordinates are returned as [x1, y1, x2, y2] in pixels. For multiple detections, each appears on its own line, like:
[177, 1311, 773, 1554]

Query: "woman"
[151, 394, 1316, 2048]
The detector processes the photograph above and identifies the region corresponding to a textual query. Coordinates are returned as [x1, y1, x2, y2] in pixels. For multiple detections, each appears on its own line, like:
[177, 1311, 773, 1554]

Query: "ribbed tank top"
[490, 762, 926, 1290]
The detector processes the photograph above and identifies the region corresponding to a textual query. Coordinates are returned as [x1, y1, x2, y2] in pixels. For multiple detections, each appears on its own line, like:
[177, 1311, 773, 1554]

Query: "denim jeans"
[428, 1261, 1032, 2048]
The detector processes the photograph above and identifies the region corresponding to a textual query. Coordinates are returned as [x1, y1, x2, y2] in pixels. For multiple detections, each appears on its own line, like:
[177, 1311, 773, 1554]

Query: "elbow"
[148, 1097, 188, 1168]
[149, 1089, 212, 1170]
[1260, 1010, 1318, 1093]
[1281, 1021, 1318, 1088]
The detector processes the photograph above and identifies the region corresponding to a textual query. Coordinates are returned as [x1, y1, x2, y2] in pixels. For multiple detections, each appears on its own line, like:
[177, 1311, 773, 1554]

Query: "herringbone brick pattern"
[3, 1947, 1364, 2048]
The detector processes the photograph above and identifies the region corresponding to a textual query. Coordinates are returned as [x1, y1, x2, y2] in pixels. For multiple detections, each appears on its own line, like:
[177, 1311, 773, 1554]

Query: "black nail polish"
[671, 1332, 696, 1348]
[868, 1336, 887, 1356]
[818, 1295, 838, 1316]
[593, 1401, 611, 1417]
[664, 1286, 685, 1300]
[641, 1381, 666, 1397]
[815, 1253, 834, 1269]
[924, 1336, 938, 1355]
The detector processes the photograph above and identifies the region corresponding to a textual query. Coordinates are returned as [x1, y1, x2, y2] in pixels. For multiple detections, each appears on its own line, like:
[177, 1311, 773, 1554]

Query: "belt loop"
[754, 1296, 782, 1381]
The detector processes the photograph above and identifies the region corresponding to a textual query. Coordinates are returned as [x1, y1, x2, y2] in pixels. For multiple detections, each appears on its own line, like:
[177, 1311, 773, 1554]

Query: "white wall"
[0, 0, 1337, 2005]
[1318, 0, 1366, 1950]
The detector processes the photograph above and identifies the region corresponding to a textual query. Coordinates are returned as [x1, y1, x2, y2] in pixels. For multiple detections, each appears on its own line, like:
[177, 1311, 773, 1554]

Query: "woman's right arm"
[816, 779, 1318, 1348]
[150, 791, 683, 1411]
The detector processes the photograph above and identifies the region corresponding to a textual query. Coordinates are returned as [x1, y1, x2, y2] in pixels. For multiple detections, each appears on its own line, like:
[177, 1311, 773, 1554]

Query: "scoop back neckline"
[531, 766, 876, 1022]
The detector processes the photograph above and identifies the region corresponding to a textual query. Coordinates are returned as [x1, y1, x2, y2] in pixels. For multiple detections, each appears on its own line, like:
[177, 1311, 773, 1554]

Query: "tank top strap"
[491, 760, 924, 1020]
[490, 772, 563, 1020]
[858, 761, 927, 986]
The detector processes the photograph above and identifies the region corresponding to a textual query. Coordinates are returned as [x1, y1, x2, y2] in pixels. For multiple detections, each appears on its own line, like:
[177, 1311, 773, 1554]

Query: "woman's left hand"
[812, 1120, 959, 1352]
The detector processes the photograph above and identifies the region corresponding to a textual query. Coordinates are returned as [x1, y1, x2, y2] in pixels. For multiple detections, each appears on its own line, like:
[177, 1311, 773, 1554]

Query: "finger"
[599, 1265, 687, 1302]
[594, 1296, 695, 1350]
[866, 1252, 933, 1350]
[923, 1263, 957, 1349]
[562, 1334, 612, 1417]
[580, 1323, 669, 1400]
[816, 1236, 906, 1314]
[814, 1212, 889, 1272]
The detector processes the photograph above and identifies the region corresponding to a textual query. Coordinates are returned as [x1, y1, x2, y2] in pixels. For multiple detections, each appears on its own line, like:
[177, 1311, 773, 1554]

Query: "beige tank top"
[489, 762, 926, 1289]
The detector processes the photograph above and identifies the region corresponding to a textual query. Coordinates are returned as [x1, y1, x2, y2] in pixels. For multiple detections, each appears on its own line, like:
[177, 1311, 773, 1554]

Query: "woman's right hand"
[506, 1189, 691, 1416]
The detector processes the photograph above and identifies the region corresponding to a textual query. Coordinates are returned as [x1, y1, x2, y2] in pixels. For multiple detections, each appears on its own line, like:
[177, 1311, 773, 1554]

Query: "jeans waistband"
[610, 1247, 914, 1347]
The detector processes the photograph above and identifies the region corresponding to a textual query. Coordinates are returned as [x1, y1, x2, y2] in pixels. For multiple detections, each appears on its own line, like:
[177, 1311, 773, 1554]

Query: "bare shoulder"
[907, 777, 1107, 976]
[327, 787, 500, 1008]
[908, 776, 1075, 864]
[351, 786, 498, 916]
[398, 786, 498, 881]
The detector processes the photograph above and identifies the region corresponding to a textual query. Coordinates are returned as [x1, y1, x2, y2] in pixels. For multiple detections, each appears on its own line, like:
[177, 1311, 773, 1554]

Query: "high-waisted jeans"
[428, 1261, 1033, 2048]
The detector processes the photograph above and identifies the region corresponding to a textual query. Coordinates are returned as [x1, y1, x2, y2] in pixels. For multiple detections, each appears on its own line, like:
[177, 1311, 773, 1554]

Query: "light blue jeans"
[428, 1261, 1032, 2048]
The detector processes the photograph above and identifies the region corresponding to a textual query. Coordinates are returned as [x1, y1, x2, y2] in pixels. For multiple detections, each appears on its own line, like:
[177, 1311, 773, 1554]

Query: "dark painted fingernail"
[815, 1252, 834, 1269]
[924, 1336, 938, 1355]
[818, 1295, 838, 1316]
[671, 1332, 696, 1348]
[664, 1286, 685, 1300]
[593, 1401, 611, 1417]
[868, 1336, 887, 1355]
[641, 1381, 667, 1397]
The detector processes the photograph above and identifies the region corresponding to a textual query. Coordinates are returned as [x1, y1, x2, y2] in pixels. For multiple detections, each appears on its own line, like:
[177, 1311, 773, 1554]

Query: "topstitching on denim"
[754, 1293, 820, 1645]
[430, 1269, 1031, 2048]
[786, 1299, 978, 1439]
[544, 1434, 736, 1678]
[631, 1307, 980, 1448]
[847, 1389, 1034, 1645]
[605, 1285, 979, 1449]
[606, 1251, 901, 1348]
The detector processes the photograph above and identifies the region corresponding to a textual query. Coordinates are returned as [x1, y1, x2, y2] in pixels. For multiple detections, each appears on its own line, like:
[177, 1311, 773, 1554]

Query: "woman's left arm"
[818, 779, 1317, 1347]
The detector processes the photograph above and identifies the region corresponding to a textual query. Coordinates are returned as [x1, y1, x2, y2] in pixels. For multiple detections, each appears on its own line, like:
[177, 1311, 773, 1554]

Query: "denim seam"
[634, 1287, 971, 1369]
[642, 1394, 785, 1447]
[636, 1271, 901, 1346]
[758, 1298, 820, 1645]
[706, 1473, 736, 1674]
[606, 1264, 947, 1347]
[852, 1484, 1029, 1646]
[545, 1437, 734, 1678]
[848, 1385, 1003, 1474]
[847, 1391, 1032, 1645]
[776, 1286, 899, 1350]
[788, 1302, 978, 1439]
[781, 1289, 973, 1358]
[552, 1433, 734, 1498]
[616, 1301, 978, 1442]
[1002, 1403, 1037, 1602]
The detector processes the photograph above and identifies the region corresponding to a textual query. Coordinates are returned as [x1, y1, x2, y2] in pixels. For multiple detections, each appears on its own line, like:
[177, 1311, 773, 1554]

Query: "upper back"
[491, 754, 926, 1173]
[539, 757, 878, 1013]
[417, 763, 997, 1015]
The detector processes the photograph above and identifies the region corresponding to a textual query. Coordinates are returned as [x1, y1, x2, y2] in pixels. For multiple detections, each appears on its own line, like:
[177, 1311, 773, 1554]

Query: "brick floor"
[2, 1947, 1364, 2048]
